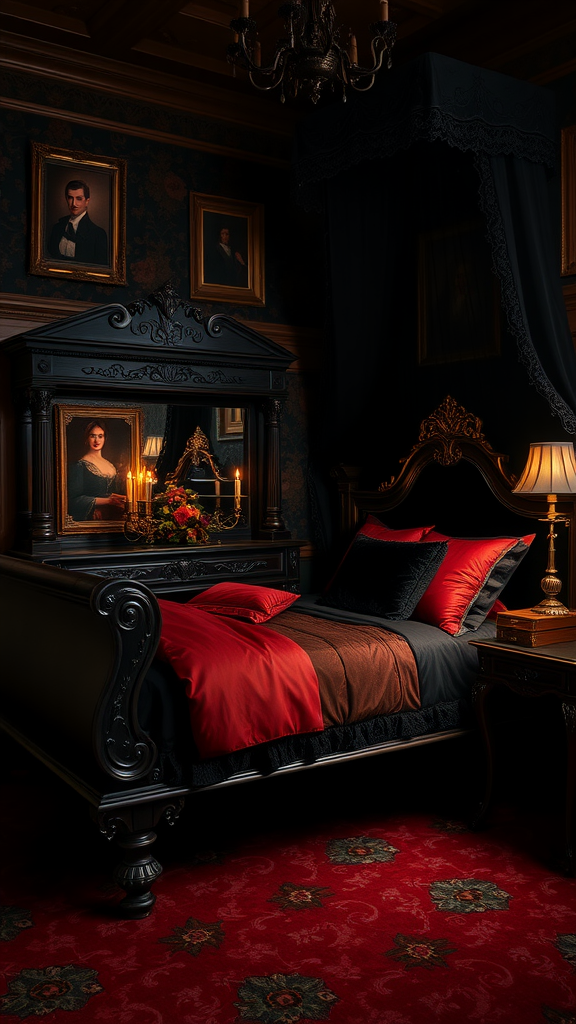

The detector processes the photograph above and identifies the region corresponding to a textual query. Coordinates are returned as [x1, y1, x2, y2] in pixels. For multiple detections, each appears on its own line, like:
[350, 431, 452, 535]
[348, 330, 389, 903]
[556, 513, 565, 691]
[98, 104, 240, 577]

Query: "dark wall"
[1, 71, 323, 328]
[0, 71, 325, 555]
[318, 140, 574, 483]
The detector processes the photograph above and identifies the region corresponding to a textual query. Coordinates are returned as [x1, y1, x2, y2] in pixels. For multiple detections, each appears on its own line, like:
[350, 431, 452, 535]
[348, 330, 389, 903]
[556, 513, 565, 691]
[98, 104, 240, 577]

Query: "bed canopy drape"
[293, 53, 576, 468]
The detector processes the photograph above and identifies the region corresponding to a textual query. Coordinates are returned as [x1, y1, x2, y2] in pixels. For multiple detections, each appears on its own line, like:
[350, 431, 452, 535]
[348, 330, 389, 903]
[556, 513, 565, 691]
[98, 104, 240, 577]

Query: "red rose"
[173, 505, 194, 526]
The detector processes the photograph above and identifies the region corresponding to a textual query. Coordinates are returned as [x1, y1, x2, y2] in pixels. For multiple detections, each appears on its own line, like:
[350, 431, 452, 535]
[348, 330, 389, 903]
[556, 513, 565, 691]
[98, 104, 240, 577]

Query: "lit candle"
[349, 34, 358, 64]
[234, 468, 241, 510]
[138, 470, 144, 502]
[127, 469, 133, 509]
[241, 0, 249, 17]
[254, 39, 261, 66]
[146, 470, 153, 502]
[380, 0, 388, 21]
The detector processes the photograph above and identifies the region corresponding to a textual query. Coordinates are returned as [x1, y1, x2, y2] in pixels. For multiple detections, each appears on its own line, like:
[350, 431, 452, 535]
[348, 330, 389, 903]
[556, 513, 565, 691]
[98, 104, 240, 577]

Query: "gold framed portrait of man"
[30, 143, 127, 285]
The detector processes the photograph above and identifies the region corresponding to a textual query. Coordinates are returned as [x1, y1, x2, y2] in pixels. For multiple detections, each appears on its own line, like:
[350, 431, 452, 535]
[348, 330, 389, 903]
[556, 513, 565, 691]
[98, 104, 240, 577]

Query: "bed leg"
[112, 829, 163, 918]
[96, 798, 185, 918]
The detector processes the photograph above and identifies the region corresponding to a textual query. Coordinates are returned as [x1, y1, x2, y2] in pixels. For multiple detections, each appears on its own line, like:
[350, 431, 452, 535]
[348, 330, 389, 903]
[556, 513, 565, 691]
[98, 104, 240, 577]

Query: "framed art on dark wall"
[56, 406, 142, 535]
[217, 407, 244, 440]
[30, 143, 127, 285]
[190, 192, 265, 305]
[417, 221, 501, 366]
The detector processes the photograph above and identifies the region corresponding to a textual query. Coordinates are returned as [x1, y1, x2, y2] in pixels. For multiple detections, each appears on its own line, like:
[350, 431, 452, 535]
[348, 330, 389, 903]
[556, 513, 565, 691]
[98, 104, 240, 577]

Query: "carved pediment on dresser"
[0, 283, 302, 595]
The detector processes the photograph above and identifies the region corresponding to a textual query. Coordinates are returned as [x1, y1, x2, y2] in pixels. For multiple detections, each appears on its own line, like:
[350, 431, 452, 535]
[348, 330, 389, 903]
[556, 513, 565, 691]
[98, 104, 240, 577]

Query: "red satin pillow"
[358, 515, 434, 543]
[187, 582, 299, 623]
[487, 599, 507, 620]
[413, 532, 535, 635]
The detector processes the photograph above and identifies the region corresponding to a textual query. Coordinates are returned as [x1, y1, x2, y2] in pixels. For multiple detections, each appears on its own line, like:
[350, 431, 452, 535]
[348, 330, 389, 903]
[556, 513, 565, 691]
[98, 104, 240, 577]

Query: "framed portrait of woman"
[56, 406, 142, 535]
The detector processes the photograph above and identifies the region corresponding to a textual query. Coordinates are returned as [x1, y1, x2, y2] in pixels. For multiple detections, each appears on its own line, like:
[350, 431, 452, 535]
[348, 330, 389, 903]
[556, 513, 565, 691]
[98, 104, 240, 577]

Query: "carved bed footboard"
[0, 554, 185, 917]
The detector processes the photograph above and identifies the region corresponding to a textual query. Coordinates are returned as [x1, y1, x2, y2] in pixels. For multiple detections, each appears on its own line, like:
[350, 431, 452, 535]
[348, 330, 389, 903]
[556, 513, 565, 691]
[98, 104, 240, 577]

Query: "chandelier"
[228, 1, 397, 105]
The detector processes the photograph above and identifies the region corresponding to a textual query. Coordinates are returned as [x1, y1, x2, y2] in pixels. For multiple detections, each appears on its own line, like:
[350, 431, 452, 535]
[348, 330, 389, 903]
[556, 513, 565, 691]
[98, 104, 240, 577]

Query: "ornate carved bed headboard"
[336, 397, 576, 611]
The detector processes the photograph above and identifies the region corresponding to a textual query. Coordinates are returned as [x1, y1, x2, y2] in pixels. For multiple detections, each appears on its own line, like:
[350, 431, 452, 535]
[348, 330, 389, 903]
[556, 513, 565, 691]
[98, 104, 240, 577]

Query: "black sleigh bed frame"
[1, 396, 573, 918]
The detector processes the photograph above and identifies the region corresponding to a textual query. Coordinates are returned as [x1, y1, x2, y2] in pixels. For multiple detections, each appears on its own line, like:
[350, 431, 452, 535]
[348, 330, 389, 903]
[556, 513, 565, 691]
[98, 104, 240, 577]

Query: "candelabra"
[124, 500, 156, 544]
[228, 0, 397, 105]
[210, 502, 245, 532]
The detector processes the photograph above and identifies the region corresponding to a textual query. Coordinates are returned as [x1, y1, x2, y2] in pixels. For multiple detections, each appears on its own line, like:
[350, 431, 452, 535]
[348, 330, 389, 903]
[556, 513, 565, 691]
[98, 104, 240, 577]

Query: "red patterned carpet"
[1, 737, 575, 1024]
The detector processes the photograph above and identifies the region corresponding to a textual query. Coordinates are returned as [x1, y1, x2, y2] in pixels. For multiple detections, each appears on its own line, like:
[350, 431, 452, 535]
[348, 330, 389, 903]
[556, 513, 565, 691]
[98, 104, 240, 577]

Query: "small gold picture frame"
[56, 405, 142, 535]
[217, 407, 244, 440]
[190, 192, 265, 305]
[30, 143, 127, 285]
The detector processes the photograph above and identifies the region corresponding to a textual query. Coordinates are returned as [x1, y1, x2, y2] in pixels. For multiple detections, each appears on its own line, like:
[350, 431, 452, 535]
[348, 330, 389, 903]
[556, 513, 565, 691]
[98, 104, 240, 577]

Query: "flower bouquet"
[153, 485, 213, 545]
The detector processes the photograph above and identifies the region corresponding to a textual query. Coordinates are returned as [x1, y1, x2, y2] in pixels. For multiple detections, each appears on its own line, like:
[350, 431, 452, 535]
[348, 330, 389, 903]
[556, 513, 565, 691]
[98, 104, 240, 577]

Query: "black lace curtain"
[293, 53, 576, 467]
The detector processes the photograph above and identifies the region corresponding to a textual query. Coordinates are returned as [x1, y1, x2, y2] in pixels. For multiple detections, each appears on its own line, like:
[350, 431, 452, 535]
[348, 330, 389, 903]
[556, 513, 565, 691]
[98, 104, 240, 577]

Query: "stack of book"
[496, 608, 576, 647]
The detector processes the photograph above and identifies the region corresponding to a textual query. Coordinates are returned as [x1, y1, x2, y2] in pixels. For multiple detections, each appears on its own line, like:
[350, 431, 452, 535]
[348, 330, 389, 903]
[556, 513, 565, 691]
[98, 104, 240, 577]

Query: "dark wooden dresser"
[0, 283, 302, 595]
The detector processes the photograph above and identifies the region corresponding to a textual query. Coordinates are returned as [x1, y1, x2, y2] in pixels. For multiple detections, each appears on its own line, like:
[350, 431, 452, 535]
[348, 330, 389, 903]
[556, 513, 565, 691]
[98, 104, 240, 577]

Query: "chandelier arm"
[234, 31, 293, 83]
[228, 7, 396, 104]
[349, 38, 387, 81]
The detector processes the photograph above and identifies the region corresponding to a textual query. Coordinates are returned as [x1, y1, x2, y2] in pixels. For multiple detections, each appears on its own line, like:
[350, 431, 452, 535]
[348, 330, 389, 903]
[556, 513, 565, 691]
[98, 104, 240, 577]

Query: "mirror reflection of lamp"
[143, 435, 163, 464]
[513, 441, 576, 615]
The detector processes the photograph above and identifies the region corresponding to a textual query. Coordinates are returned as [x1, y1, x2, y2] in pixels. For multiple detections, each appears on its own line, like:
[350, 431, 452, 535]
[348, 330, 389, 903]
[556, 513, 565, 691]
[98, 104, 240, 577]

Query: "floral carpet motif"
[0, 909, 33, 944]
[325, 835, 399, 865]
[235, 973, 339, 1023]
[269, 883, 334, 911]
[0, 966, 103, 1018]
[1, 759, 576, 1024]
[542, 1008, 576, 1024]
[385, 933, 457, 970]
[429, 877, 512, 913]
[157, 916, 225, 956]
[555, 934, 576, 971]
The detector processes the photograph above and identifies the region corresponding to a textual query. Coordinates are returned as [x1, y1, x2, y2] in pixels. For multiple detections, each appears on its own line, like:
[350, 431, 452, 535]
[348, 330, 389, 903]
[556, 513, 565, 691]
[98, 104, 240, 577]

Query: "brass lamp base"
[530, 563, 570, 616]
[530, 597, 572, 616]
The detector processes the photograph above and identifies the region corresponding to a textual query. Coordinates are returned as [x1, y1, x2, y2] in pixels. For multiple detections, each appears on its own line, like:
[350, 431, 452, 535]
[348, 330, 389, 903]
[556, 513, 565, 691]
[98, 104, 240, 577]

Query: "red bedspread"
[157, 599, 324, 759]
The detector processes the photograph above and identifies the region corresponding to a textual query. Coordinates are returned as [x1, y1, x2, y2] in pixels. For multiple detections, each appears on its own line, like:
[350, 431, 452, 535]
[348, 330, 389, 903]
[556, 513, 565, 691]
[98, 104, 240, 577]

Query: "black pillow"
[318, 535, 448, 620]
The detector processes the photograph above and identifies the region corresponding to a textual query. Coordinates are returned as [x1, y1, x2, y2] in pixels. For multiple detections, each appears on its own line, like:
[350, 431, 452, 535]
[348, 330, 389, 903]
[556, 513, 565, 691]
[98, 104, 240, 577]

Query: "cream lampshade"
[513, 442, 576, 615]
[142, 435, 163, 461]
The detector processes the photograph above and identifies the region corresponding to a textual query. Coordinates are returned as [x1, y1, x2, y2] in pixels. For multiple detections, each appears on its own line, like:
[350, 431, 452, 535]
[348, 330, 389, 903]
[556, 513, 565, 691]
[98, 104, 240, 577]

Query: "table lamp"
[142, 435, 163, 464]
[512, 441, 576, 615]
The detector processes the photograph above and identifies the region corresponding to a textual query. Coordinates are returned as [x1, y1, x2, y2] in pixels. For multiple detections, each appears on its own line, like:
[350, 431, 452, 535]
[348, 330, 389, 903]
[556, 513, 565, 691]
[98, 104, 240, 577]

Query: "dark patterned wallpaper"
[1, 73, 323, 328]
[0, 73, 323, 564]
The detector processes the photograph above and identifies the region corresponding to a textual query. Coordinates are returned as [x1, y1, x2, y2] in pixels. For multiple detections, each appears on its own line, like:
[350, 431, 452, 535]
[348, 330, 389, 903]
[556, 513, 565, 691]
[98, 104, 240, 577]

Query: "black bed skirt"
[139, 663, 472, 788]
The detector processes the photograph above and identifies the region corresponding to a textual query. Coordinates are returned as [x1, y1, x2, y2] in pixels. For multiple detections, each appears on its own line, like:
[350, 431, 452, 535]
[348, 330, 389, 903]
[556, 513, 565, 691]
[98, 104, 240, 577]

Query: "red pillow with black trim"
[359, 515, 435, 543]
[413, 532, 535, 635]
[187, 582, 299, 623]
[487, 599, 507, 621]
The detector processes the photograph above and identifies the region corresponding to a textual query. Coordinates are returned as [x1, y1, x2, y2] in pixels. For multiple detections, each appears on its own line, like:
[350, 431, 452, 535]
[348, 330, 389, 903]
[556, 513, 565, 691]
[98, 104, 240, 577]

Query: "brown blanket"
[265, 610, 420, 727]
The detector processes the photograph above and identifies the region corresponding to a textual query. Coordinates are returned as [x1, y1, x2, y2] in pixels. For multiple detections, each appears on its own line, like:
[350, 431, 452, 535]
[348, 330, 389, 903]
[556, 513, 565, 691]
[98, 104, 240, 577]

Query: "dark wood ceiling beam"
[180, 2, 234, 28]
[396, 0, 575, 68]
[133, 38, 234, 77]
[2, 0, 89, 37]
[1, 31, 298, 137]
[87, 0, 187, 54]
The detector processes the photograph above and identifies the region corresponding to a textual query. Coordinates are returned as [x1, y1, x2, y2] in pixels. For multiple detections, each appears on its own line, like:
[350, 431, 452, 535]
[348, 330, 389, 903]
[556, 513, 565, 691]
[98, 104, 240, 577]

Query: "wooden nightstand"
[469, 637, 576, 874]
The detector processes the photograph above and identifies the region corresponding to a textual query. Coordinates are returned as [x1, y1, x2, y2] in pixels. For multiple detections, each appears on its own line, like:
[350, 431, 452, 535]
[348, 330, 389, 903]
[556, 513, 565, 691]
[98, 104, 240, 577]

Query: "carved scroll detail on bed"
[93, 578, 160, 781]
[386, 395, 513, 477]
[0, 557, 161, 785]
